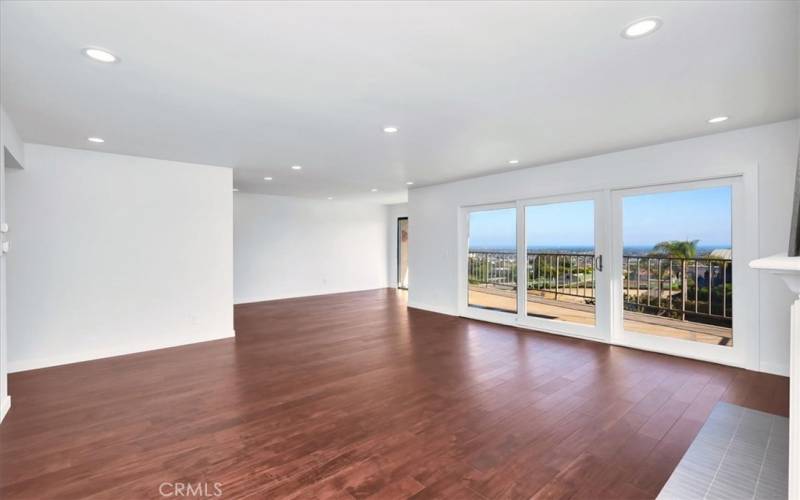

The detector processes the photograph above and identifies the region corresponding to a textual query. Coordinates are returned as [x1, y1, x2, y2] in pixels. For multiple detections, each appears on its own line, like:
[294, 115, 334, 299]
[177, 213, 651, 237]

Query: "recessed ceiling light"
[82, 47, 118, 63]
[707, 116, 729, 124]
[371, 188, 378, 192]
[233, 188, 239, 192]
[291, 165, 302, 170]
[508, 159, 520, 165]
[87, 137, 105, 143]
[264, 176, 273, 181]
[327, 196, 334, 200]
[406, 181, 414, 185]
[383, 126, 399, 133]
[621, 17, 662, 39]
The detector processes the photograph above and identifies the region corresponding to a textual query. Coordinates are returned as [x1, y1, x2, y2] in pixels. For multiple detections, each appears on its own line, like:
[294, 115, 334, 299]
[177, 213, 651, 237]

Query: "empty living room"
[1, 1, 799, 499]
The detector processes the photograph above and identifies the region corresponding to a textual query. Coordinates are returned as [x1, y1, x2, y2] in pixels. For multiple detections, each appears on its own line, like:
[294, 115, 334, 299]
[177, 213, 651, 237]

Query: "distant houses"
[708, 248, 732, 260]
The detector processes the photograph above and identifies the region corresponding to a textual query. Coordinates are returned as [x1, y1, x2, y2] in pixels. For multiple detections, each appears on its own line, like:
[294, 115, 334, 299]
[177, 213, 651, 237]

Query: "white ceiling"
[1, 1, 798, 204]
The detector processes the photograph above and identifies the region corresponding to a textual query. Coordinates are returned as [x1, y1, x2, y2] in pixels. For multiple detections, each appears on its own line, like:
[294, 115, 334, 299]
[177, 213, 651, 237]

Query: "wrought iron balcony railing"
[467, 251, 731, 326]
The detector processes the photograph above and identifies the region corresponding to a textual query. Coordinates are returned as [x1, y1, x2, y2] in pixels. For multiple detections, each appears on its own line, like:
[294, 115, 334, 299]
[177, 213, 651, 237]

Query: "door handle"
[594, 254, 603, 272]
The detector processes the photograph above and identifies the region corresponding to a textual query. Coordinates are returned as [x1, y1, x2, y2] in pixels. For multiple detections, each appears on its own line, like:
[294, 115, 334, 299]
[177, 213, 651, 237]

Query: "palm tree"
[650, 240, 699, 320]
[650, 240, 699, 259]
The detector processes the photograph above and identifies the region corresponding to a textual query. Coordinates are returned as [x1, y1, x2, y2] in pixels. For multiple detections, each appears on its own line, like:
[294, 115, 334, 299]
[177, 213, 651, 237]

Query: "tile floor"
[658, 402, 788, 499]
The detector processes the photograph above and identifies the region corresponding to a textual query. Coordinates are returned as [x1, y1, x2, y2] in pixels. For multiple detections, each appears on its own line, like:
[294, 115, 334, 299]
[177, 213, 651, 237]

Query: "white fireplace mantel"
[750, 253, 800, 499]
[751, 253, 800, 293]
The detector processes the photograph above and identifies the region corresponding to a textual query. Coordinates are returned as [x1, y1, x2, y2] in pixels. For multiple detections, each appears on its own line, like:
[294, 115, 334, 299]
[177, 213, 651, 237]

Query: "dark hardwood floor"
[0, 288, 789, 499]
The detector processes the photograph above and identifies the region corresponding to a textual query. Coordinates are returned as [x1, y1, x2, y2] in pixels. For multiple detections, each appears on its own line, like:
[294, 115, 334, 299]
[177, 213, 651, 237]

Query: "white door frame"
[0, 147, 8, 422]
[458, 202, 520, 326]
[610, 175, 757, 369]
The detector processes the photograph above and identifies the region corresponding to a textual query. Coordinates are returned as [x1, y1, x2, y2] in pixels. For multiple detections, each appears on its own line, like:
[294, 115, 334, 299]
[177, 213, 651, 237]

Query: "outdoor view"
[467, 185, 732, 346]
[467, 200, 597, 324]
[622, 186, 732, 345]
[525, 200, 596, 325]
[467, 207, 517, 313]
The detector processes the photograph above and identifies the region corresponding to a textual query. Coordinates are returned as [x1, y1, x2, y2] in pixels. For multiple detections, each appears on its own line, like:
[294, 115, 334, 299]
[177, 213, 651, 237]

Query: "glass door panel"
[525, 200, 596, 326]
[467, 207, 517, 313]
[620, 185, 733, 346]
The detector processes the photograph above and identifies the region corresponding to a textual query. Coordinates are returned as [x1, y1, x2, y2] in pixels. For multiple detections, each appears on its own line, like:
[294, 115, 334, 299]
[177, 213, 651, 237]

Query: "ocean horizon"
[469, 244, 732, 255]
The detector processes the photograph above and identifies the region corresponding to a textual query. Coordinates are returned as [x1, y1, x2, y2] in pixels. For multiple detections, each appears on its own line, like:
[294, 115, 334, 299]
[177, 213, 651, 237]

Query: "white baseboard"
[759, 361, 790, 377]
[235, 286, 390, 305]
[8, 330, 236, 373]
[407, 301, 457, 316]
[0, 395, 10, 423]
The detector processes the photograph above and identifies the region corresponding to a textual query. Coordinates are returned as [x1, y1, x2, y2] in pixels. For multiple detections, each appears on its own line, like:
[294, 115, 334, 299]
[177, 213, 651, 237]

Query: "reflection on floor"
[468, 286, 732, 345]
[657, 402, 788, 499]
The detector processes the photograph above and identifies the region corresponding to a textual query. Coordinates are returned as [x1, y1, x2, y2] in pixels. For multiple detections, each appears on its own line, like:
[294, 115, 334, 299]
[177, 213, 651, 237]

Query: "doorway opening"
[397, 217, 408, 290]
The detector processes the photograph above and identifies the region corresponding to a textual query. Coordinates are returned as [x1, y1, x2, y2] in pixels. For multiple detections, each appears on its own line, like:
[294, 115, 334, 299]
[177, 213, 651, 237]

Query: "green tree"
[650, 240, 699, 320]
[650, 240, 699, 259]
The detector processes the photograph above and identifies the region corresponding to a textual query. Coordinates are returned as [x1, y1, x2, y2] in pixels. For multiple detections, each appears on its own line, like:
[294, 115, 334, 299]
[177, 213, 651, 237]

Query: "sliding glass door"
[525, 200, 596, 325]
[519, 192, 609, 340]
[462, 193, 609, 340]
[459, 176, 750, 367]
[612, 178, 745, 366]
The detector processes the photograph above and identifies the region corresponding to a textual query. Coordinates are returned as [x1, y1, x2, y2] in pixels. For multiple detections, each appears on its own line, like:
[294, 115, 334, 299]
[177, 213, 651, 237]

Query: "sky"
[468, 186, 732, 250]
[622, 186, 731, 247]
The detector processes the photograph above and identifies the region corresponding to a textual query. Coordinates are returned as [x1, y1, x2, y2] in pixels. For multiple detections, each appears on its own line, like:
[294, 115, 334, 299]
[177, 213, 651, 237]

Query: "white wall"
[1, 107, 24, 169]
[386, 203, 408, 288]
[234, 193, 388, 303]
[6, 144, 233, 372]
[409, 119, 800, 376]
[0, 105, 24, 422]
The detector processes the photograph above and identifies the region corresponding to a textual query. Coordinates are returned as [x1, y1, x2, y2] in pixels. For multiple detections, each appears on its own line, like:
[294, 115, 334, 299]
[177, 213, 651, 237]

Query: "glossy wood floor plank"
[0, 289, 789, 499]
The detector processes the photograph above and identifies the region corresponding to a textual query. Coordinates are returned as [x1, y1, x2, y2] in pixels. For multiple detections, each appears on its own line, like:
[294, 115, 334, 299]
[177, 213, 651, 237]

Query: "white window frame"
[610, 175, 754, 369]
[455, 163, 759, 371]
[459, 202, 520, 326]
[515, 191, 611, 342]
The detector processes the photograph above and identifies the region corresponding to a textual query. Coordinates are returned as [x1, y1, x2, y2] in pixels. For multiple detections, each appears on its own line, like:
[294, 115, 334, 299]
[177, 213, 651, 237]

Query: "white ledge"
[750, 253, 800, 294]
[749, 253, 800, 273]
